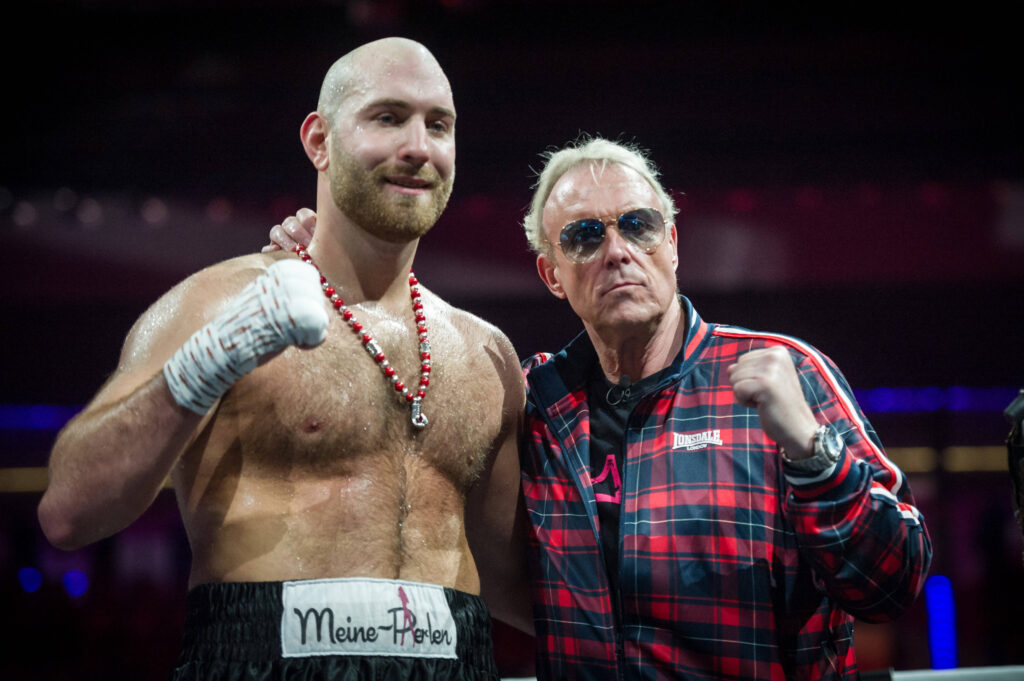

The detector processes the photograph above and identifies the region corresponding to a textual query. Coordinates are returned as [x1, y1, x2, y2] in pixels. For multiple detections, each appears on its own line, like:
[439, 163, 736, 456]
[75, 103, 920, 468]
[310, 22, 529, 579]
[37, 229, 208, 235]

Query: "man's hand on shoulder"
[263, 208, 317, 252]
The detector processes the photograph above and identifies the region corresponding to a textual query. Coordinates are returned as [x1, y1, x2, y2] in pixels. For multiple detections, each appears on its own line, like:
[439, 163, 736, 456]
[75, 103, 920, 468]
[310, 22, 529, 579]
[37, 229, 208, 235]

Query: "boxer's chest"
[219, 306, 503, 490]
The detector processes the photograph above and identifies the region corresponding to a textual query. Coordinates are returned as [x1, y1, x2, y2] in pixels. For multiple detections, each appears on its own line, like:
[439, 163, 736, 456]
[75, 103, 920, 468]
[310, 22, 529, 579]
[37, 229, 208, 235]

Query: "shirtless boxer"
[37, 37, 527, 680]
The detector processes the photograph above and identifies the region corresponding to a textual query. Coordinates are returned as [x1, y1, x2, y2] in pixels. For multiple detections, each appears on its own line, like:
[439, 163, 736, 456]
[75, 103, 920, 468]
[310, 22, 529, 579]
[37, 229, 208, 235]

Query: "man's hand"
[727, 345, 820, 460]
[262, 208, 317, 252]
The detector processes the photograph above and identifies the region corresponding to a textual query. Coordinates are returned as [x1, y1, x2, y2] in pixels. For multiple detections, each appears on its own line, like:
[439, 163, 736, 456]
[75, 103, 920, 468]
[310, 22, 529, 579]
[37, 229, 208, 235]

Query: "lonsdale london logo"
[672, 429, 724, 451]
[281, 579, 458, 658]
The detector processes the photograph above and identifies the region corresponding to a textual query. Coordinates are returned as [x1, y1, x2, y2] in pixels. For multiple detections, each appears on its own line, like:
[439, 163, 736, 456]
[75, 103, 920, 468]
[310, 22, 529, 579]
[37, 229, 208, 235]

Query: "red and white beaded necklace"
[294, 245, 432, 429]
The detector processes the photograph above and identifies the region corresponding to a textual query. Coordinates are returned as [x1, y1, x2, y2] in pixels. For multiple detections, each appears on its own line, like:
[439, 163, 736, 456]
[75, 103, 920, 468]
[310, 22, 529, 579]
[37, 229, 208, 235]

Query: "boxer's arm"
[38, 255, 327, 550]
[465, 333, 534, 634]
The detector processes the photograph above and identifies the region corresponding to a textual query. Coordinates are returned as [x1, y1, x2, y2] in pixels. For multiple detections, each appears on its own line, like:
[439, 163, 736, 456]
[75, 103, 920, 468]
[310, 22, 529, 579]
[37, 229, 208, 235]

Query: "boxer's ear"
[300, 112, 330, 171]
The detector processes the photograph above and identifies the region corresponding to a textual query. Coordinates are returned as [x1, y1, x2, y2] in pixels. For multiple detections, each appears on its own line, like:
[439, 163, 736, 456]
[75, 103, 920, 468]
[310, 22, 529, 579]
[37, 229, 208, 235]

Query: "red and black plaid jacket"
[520, 297, 931, 680]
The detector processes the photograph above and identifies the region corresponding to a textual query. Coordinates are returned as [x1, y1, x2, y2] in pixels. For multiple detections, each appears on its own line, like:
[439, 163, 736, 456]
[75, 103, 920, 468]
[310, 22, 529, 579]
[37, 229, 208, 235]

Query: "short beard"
[328, 146, 454, 243]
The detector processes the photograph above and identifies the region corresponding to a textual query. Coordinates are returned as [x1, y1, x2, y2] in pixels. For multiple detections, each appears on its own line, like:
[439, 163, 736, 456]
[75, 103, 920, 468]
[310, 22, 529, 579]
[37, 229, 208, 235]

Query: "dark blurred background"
[2, 1, 1022, 678]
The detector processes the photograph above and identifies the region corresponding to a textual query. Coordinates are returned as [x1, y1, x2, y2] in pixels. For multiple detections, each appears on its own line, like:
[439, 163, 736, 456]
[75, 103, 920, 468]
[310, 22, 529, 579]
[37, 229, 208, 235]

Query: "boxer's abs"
[178, 455, 478, 592]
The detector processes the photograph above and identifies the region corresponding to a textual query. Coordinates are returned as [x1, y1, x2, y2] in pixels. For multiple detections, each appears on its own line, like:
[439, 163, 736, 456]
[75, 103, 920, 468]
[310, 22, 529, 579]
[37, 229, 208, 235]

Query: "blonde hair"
[522, 135, 677, 254]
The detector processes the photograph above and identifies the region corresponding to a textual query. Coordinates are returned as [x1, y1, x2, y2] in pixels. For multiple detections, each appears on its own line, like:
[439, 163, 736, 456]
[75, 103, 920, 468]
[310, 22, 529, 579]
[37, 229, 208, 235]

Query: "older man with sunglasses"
[267, 135, 932, 679]
[519, 136, 931, 680]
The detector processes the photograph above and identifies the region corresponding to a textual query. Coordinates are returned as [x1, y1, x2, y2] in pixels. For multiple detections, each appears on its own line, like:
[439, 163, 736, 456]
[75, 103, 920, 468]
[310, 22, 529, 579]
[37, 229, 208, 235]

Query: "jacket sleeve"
[780, 346, 933, 622]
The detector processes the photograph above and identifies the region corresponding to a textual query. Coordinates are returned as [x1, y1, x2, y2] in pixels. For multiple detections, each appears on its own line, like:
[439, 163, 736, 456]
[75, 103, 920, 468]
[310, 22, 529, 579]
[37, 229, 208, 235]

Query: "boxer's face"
[326, 50, 456, 243]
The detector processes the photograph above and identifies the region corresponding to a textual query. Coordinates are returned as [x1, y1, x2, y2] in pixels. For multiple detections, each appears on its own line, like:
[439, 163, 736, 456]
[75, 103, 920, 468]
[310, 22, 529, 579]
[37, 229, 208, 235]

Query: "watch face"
[819, 425, 843, 462]
[784, 424, 843, 473]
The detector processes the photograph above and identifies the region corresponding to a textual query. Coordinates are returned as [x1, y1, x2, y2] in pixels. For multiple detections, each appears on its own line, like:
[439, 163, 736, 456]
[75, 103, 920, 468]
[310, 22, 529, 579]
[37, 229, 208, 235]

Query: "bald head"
[317, 38, 450, 124]
[303, 37, 457, 243]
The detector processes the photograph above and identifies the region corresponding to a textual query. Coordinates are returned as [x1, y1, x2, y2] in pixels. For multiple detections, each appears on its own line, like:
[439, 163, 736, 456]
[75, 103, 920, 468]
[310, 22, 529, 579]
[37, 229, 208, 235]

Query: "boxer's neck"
[307, 215, 421, 307]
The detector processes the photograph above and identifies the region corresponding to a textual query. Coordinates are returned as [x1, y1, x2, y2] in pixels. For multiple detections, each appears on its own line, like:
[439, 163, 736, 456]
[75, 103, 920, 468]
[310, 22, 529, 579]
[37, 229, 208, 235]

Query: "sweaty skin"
[49, 248, 522, 594]
[144, 253, 522, 592]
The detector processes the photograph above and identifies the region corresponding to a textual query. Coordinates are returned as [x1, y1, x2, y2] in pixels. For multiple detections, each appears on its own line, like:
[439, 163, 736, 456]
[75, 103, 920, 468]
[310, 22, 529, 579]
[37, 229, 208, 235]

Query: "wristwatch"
[782, 423, 843, 473]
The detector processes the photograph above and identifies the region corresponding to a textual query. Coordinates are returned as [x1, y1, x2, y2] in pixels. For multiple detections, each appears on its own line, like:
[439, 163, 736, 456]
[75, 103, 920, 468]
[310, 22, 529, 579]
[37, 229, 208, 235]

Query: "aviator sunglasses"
[557, 207, 667, 264]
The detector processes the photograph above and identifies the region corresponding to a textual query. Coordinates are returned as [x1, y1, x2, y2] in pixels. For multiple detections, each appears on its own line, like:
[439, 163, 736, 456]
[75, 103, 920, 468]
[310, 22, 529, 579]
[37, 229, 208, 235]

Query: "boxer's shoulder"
[152, 253, 300, 322]
[188, 251, 297, 293]
[420, 287, 512, 348]
[428, 292, 521, 378]
[118, 253, 302, 373]
[417, 290, 524, 412]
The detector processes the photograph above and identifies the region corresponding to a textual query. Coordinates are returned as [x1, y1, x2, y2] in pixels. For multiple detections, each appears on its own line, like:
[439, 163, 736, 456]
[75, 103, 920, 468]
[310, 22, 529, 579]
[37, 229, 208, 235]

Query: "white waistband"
[281, 578, 458, 659]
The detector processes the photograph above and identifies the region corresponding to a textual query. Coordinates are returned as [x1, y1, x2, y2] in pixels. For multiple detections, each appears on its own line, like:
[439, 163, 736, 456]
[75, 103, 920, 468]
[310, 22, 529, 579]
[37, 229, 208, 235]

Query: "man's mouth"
[385, 176, 432, 191]
[602, 281, 642, 295]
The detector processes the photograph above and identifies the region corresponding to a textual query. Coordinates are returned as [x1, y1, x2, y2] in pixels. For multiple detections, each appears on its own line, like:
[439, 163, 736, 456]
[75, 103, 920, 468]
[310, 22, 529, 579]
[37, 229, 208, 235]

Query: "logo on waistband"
[281, 578, 458, 659]
[672, 429, 723, 451]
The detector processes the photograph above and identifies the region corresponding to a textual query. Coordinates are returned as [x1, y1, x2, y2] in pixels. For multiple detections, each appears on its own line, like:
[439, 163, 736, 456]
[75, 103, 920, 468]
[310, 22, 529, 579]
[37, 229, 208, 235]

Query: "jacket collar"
[526, 296, 713, 419]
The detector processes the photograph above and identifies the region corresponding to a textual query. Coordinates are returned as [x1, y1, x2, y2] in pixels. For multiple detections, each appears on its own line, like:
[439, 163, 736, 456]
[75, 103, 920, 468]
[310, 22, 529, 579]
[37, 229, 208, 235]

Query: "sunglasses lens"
[618, 208, 665, 251]
[557, 208, 666, 263]
[560, 219, 605, 262]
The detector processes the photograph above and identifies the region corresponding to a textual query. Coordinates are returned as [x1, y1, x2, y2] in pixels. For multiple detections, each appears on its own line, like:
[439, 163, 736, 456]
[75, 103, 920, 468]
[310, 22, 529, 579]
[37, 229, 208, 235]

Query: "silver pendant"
[411, 399, 428, 429]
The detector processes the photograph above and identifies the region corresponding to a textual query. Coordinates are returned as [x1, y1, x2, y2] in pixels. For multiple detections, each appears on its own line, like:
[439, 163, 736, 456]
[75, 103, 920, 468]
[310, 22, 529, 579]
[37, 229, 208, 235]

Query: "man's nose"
[601, 224, 634, 265]
[399, 121, 430, 166]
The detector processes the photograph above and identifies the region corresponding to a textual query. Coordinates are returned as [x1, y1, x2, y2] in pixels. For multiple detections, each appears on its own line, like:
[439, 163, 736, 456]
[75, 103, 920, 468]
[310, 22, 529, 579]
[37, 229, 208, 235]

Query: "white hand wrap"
[163, 259, 329, 414]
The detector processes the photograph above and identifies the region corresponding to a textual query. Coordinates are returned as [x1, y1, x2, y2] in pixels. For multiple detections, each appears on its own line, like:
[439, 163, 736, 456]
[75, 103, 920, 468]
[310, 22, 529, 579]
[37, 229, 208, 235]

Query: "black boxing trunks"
[172, 578, 500, 680]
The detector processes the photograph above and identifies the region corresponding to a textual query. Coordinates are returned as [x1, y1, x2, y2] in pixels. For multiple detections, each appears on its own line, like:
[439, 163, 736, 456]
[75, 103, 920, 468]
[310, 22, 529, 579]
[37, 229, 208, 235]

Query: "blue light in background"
[856, 386, 1019, 414]
[925, 574, 957, 669]
[0, 405, 80, 430]
[948, 386, 971, 411]
[62, 569, 89, 598]
[864, 387, 894, 412]
[17, 567, 43, 593]
[914, 386, 945, 411]
[0, 387, 1018, 432]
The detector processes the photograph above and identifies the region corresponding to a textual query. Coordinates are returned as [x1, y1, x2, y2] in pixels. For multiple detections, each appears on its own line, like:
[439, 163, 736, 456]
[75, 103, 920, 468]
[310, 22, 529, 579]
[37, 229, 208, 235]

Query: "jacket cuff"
[784, 447, 857, 499]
